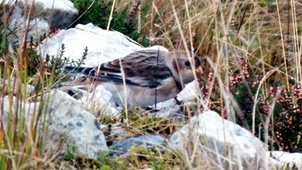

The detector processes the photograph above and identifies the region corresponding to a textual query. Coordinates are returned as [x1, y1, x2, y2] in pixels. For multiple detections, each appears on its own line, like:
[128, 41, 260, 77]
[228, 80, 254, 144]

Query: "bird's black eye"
[185, 61, 191, 67]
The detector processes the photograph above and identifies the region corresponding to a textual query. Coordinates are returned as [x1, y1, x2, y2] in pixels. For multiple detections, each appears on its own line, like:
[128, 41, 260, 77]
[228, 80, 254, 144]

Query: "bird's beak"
[193, 56, 202, 75]
[195, 66, 203, 75]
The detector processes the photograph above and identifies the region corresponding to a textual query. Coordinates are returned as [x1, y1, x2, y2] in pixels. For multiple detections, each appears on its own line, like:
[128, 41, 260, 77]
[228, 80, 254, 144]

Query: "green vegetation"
[71, 0, 150, 46]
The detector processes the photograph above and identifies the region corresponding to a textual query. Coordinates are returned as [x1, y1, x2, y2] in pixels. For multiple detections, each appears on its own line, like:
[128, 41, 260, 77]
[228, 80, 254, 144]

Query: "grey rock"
[169, 111, 276, 169]
[109, 135, 167, 157]
[2, 0, 78, 45]
[0, 90, 108, 159]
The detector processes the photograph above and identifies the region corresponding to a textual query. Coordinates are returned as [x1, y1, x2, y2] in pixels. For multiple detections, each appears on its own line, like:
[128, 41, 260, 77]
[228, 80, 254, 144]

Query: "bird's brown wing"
[81, 50, 173, 88]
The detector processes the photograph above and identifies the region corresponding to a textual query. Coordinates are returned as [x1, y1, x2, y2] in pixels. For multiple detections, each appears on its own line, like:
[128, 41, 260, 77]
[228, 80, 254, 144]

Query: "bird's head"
[165, 50, 202, 85]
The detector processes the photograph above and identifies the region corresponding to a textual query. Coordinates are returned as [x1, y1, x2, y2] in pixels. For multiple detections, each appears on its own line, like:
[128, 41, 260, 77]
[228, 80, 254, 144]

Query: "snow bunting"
[63, 50, 202, 107]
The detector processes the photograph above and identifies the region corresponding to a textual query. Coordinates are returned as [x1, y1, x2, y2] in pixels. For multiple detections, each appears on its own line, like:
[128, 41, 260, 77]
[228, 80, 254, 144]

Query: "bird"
[61, 50, 202, 108]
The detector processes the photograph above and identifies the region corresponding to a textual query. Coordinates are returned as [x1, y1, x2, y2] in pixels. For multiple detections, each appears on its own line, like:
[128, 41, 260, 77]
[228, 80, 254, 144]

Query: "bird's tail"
[52, 74, 94, 92]
[52, 66, 87, 89]
[58, 66, 86, 73]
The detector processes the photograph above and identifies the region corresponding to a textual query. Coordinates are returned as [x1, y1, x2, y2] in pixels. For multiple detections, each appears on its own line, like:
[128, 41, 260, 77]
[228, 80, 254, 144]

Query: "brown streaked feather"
[81, 50, 173, 88]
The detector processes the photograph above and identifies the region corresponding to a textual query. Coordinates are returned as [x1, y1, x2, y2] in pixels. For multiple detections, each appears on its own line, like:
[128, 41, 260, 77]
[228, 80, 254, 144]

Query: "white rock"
[21, 0, 77, 12]
[44, 90, 108, 158]
[39, 23, 142, 67]
[0, 90, 108, 159]
[38, 23, 169, 67]
[145, 81, 201, 119]
[2, 0, 78, 44]
[177, 81, 200, 103]
[169, 111, 275, 169]
[153, 80, 203, 108]
[139, 45, 169, 52]
[80, 85, 120, 117]
[270, 151, 302, 169]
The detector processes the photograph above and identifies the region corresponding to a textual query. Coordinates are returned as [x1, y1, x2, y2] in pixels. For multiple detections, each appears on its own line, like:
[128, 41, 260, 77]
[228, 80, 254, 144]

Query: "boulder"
[1, 90, 108, 159]
[169, 111, 275, 169]
[2, 0, 78, 45]
[38, 23, 167, 67]
[270, 151, 302, 169]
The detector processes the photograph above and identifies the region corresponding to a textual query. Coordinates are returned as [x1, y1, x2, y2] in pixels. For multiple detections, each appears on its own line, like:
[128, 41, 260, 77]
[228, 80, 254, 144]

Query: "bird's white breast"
[100, 77, 179, 108]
